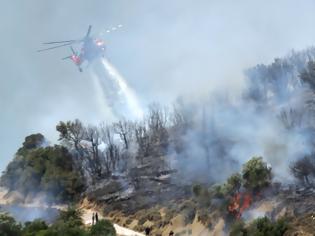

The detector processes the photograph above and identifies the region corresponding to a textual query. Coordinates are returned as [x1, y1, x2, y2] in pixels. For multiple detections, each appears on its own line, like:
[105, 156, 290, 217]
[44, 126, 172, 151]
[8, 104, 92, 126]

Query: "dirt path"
[81, 208, 144, 236]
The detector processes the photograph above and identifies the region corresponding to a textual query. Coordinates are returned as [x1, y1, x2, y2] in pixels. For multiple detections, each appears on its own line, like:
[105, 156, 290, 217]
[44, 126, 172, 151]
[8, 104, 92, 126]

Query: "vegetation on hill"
[0, 207, 116, 236]
[230, 217, 289, 236]
[2, 48, 315, 235]
[0, 134, 85, 203]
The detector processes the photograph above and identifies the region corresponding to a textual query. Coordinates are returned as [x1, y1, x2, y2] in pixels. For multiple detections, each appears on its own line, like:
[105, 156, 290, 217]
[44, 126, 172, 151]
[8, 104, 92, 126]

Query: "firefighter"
[145, 227, 151, 236]
[95, 212, 99, 223]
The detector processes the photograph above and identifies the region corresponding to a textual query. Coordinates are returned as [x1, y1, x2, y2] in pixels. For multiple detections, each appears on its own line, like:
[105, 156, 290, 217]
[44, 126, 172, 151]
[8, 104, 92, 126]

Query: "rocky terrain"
[80, 184, 315, 236]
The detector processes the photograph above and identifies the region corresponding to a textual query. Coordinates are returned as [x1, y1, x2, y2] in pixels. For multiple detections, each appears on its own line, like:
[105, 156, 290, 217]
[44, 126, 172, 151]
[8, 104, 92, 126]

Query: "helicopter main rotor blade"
[43, 40, 81, 45]
[62, 56, 72, 60]
[37, 42, 74, 52]
[70, 46, 77, 55]
[85, 25, 92, 38]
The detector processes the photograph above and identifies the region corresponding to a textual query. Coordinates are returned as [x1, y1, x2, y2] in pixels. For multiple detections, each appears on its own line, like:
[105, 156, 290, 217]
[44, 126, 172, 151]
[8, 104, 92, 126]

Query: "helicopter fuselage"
[38, 25, 106, 72]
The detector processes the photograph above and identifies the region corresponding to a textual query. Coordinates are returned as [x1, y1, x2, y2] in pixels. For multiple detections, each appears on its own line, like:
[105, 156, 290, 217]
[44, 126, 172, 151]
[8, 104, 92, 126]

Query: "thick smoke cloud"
[2, 0, 315, 171]
[169, 95, 312, 183]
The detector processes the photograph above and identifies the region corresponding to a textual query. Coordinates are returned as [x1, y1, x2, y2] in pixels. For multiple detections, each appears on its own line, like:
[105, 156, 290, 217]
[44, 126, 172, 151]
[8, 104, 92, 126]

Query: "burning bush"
[227, 192, 252, 219]
[227, 157, 272, 218]
[192, 157, 273, 221]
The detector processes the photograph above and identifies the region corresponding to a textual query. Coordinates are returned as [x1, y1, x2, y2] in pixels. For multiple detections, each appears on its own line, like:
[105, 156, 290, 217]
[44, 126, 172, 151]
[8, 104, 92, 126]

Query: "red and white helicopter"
[38, 25, 105, 72]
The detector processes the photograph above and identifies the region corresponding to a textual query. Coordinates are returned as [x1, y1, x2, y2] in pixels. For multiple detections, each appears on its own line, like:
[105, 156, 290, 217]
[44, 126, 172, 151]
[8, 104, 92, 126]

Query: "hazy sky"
[1, 0, 315, 170]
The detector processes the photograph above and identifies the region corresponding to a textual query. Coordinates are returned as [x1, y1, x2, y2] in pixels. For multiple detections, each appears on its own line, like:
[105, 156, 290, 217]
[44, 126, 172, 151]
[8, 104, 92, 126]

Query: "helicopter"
[38, 25, 105, 72]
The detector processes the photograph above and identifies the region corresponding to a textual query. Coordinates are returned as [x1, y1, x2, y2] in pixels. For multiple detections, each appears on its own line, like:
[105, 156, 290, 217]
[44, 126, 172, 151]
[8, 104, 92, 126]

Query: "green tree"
[21, 133, 45, 150]
[246, 217, 288, 236]
[229, 217, 289, 236]
[242, 157, 272, 193]
[0, 136, 85, 203]
[290, 156, 315, 187]
[0, 213, 22, 236]
[225, 173, 242, 195]
[300, 61, 315, 90]
[229, 220, 247, 236]
[37, 207, 87, 236]
[56, 120, 85, 151]
[56, 206, 84, 227]
[37, 224, 88, 236]
[192, 184, 212, 207]
[22, 219, 48, 236]
[89, 220, 116, 236]
[39, 146, 85, 202]
[192, 184, 203, 197]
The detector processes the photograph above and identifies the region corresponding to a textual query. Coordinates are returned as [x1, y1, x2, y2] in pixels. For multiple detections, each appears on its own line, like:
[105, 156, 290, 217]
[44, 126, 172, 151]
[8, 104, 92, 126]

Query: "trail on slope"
[81, 208, 144, 236]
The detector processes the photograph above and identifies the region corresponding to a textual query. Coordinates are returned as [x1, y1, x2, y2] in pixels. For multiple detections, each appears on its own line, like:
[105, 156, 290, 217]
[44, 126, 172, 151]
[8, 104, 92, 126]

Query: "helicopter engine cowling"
[71, 55, 81, 65]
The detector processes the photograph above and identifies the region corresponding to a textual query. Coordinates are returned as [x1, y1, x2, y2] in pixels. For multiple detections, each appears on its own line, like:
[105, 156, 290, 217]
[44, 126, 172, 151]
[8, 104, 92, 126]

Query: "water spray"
[90, 71, 115, 120]
[100, 58, 144, 119]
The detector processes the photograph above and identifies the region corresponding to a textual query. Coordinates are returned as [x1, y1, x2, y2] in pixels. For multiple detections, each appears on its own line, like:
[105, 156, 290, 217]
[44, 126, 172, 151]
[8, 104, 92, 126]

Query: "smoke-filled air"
[1, 1, 315, 236]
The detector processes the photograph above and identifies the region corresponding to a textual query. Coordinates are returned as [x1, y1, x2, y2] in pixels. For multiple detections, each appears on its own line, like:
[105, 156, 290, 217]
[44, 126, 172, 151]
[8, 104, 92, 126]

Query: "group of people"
[91, 212, 99, 225]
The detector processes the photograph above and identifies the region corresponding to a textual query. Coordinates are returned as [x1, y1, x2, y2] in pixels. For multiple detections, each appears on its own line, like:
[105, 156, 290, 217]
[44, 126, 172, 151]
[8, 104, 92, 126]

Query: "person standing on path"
[145, 227, 151, 236]
[95, 212, 99, 223]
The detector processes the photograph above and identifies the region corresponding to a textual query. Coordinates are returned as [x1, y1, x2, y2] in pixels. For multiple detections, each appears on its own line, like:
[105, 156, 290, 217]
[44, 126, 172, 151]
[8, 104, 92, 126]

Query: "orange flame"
[228, 192, 252, 218]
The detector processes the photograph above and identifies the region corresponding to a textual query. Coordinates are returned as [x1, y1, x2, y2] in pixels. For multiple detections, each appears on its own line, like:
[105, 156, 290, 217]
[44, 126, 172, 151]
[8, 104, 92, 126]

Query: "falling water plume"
[100, 58, 144, 119]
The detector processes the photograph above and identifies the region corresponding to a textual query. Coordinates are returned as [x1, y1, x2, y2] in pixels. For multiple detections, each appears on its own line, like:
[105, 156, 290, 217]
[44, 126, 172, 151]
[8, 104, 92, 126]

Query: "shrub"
[38, 207, 87, 236]
[89, 219, 116, 236]
[229, 217, 289, 236]
[192, 184, 203, 197]
[0, 139, 85, 203]
[290, 155, 315, 187]
[247, 217, 288, 236]
[180, 200, 196, 225]
[197, 209, 212, 229]
[57, 206, 84, 227]
[23, 219, 48, 236]
[225, 173, 242, 195]
[0, 213, 22, 236]
[138, 209, 162, 226]
[229, 219, 247, 236]
[242, 157, 272, 193]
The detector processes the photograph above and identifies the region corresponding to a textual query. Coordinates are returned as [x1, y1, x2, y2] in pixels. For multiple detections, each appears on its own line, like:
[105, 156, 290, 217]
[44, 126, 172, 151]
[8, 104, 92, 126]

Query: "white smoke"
[168, 49, 315, 184]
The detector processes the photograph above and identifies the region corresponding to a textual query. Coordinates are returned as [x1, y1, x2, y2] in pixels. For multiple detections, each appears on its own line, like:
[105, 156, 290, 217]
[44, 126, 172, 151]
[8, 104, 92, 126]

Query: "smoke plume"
[169, 49, 315, 183]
